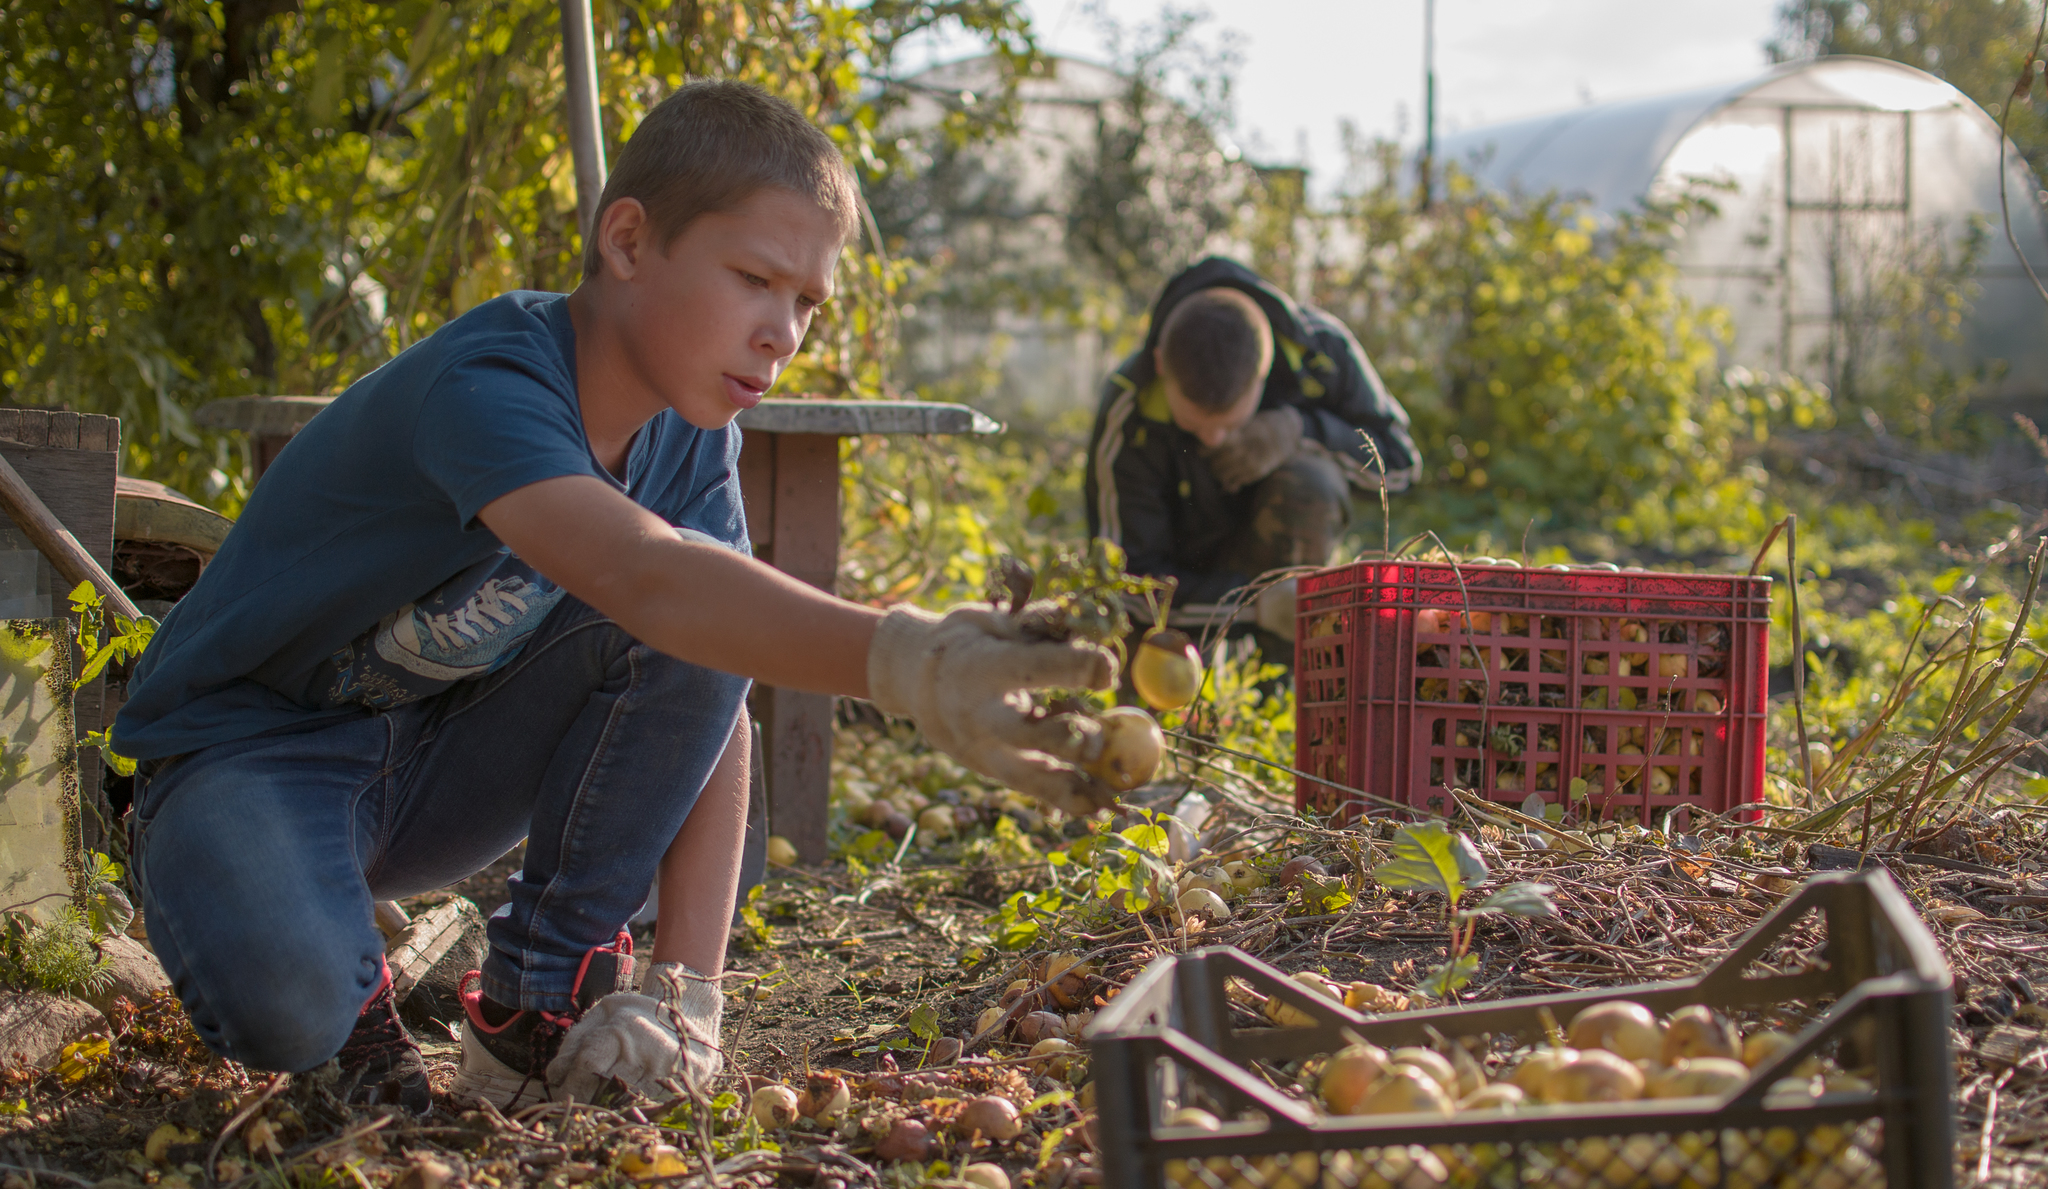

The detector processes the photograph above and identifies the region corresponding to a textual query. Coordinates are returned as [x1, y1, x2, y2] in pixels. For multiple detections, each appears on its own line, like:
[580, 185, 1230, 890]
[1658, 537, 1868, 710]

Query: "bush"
[1311, 147, 1829, 552]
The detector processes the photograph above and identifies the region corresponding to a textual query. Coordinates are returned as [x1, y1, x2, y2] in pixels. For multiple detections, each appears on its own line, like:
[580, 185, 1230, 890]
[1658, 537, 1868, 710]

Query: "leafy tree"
[1768, 0, 2048, 176]
[868, 3, 1253, 416]
[1060, 5, 1244, 315]
[1313, 138, 1830, 552]
[2, 0, 1038, 507]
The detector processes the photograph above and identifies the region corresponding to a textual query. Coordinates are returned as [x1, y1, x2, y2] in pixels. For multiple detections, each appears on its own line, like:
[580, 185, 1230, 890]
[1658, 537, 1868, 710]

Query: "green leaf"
[111, 615, 156, 656]
[1460, 881, 1557, 920]
[1293, 873, 1353, 916]
[1371, 822, 1488, 904]
[1038, 1123, 1075, 1170]
[738, 884, 774, 947]
[1568, 777, 1590, 803]
[1117, 823, 1168, 856]
[76, 641, 122, 686]
[1417, 953, 1481, 999]
[907, 1003, 941, 1042]
[65, 582, 100, 615]
[848, 829, 896, 863]
[995, 917, 1041, 950]
[77, 731, 136, 777]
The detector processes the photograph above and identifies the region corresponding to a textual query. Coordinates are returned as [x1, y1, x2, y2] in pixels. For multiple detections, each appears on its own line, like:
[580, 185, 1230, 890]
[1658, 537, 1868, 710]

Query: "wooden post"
[754, 434, 839, 864]
[254, 434, 292, 479]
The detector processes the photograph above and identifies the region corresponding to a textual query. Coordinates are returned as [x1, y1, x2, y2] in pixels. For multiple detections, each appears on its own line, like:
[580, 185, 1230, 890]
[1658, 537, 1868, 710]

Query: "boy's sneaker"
[450, 932, 635, 1109]
[335, 961, 433, 1116]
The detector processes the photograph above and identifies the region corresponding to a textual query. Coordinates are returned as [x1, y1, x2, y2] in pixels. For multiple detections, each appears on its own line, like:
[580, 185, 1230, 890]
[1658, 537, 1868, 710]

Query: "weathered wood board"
[0, 411, 118, 745]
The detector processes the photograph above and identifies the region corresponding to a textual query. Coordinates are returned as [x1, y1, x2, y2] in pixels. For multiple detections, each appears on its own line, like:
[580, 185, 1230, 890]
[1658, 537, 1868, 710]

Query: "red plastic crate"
[1294, 561, 1771, 826]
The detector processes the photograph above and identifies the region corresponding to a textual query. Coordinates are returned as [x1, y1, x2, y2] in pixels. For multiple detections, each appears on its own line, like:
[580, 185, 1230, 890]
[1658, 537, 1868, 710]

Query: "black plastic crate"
[1084, 870, 1953, 1188]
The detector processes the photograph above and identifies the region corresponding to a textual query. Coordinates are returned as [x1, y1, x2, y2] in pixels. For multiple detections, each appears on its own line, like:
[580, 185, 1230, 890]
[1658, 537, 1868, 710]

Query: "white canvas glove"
[545, 963, 722, 1102]
[868, 605, 1119, 816]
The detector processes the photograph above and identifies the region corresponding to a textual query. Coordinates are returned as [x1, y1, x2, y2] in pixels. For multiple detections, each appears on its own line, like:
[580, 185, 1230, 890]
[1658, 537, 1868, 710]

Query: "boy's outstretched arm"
[480, 473, 1120, 816]
[493, 473, 1124, 1101]
[481, 474, 880, 696]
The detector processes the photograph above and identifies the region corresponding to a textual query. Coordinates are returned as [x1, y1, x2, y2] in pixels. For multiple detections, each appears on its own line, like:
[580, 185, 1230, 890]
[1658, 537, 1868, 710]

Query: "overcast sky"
[905, 0, 1791, 188]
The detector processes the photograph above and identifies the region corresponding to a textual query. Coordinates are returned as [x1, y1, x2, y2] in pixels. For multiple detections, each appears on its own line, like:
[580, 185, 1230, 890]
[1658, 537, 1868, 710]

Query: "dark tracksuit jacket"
[1083, 257, 1421, 604]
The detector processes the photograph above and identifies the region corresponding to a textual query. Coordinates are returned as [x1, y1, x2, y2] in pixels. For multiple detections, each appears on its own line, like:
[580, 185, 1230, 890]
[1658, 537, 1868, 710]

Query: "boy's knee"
[1257, 447, 1352, 514]
[1236, 448, 1351, 570]
[180, 946, 381, 1073]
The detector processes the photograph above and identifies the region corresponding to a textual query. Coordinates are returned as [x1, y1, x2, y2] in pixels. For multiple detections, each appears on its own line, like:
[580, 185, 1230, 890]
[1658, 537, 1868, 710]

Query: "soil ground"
[3, 805, 2047, 1188]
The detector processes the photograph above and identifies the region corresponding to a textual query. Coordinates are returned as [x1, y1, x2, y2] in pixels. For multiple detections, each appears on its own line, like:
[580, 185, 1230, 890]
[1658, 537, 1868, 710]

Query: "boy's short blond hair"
[582, 80, 860, 278]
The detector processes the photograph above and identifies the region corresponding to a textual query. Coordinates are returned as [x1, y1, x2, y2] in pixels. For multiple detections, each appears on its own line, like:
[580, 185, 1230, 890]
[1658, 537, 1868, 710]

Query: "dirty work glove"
[1205, 406, 1304, 493]
[545, 963, 722, 1102]
[868, 605, 1119, 816]
[1255, 578, 1298, 643]
[647, 961, 724, 1087]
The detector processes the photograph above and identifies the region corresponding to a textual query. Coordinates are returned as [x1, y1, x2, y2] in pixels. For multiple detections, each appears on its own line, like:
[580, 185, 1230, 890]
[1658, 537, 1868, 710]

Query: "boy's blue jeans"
[129, 597, 750, 1073]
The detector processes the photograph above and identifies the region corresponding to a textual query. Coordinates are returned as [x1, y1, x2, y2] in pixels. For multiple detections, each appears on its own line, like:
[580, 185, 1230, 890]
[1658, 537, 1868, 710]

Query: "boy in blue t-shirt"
[114, 81, 1119, 1112]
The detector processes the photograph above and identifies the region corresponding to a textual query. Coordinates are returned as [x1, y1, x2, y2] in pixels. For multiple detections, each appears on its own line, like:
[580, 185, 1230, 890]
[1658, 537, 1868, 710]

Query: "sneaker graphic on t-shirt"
[319, 551, 567, 710]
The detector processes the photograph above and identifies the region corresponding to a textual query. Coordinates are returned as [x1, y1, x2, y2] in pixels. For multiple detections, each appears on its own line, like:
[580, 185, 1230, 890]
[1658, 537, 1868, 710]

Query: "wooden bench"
[197, 394, 1001, 864]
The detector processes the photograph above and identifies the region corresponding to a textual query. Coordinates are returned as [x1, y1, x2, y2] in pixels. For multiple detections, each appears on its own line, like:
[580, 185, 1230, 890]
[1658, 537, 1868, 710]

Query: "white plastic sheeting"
[1437, 57, 2048, 398]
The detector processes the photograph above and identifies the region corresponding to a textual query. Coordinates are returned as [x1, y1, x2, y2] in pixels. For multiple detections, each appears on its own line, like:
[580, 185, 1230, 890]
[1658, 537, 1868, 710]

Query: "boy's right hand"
[867, 605, 1120, 816]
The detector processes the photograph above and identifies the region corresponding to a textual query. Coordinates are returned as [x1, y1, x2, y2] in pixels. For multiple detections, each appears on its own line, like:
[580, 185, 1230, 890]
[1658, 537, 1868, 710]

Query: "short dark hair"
[582, 80, 860, 278]
[1156, 287, 1274, 411]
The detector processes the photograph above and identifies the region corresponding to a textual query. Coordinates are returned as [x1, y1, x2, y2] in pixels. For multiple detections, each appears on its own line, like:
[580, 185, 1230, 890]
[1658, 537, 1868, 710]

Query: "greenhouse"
[1436, 56, 2048, 399]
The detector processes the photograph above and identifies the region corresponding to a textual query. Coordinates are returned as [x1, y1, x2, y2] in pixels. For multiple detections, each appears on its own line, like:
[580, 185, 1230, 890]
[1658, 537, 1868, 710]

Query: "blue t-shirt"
[113, 292, 749, 761]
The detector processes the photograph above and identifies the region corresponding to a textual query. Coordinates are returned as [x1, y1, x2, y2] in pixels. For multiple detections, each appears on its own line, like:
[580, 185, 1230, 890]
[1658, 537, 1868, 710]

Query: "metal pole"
[560, 0, 607, 241]
[1418, 0, 1436, 210]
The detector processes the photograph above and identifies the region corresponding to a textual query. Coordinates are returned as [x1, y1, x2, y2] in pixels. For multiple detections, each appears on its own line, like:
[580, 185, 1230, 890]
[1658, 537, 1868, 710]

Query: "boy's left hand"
[867, 604, 1120, 816]
[548, 963, 723, 1102]
[1206, 406, 1303, 492]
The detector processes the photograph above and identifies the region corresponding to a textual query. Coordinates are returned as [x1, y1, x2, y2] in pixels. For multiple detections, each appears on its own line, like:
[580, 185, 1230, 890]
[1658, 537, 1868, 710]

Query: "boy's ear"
[593, 198, 652, 281]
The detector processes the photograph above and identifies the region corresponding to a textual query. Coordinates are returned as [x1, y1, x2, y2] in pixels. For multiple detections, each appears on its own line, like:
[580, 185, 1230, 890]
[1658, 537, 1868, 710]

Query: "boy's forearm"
[479, 476, 882, 695]
[611, 534, 881, 695]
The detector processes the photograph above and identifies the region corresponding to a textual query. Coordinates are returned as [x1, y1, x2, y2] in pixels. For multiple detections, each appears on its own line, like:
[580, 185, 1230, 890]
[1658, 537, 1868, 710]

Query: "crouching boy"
[1084, 259, 1421, 640]
[112, 81, 1118, 1113]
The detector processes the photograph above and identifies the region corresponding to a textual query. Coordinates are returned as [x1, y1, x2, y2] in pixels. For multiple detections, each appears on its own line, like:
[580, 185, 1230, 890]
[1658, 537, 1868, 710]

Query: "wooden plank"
[79, 415, 116, 453]
[0, 445, 117, 743]
[254, 434, 292, 480]
[737, 433, 775, 549]
[0, 412, 21, 446]
[762, 686, 834, 865]
[769, 434, 839, 592]
[113, 485, 232, 554]
[7, 413, 47, 449]
[0, 447, 118, 569]
[46, 413, 78, 450]
[735, 399, 1002, 436]
[759, 433, 842, 865]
